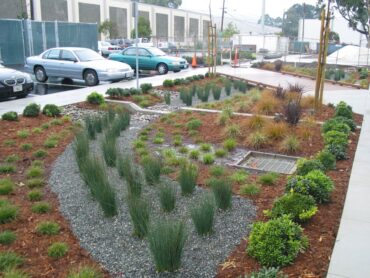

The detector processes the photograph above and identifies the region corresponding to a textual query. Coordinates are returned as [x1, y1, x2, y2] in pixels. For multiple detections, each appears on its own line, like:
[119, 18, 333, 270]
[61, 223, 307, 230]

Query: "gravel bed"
[49, 112, 256, 278]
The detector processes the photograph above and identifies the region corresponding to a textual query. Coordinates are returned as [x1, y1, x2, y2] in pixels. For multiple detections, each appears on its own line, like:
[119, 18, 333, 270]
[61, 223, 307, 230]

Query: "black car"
[0, 63, 33, 99]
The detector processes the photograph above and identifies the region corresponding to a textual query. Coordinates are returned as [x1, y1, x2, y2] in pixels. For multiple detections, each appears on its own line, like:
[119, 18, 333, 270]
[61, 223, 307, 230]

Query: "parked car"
[109, 38, 133, 49]
[158, 42, 178, 53]
[0, 63, 33, 99]
[98, 41, 121, 57]
[108, 46, 189, 74]
[25, 47, 134, 86]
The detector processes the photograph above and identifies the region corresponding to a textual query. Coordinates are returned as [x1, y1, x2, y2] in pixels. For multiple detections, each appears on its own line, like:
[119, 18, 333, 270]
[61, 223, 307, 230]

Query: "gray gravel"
[49, 112, 256, 278]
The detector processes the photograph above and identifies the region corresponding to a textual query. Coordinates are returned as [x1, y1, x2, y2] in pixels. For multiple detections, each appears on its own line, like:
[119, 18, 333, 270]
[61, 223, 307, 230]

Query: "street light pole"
[132, 0, 139, 89]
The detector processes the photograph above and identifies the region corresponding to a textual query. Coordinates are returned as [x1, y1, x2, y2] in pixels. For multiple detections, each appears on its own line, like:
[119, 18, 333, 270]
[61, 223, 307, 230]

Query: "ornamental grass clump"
[141, 155, 162, 185]
[148, 219, 187, 272]
[239, 183, 261, 196]
[191, 194, 215, 235]
[212, 86, 222, 100]
[178, 163, 198, 195]
[0, 231, 16, 245]
[210, 179, 232, 210]
[127, 196, 150, 238]
[0, 179, 14, 195]
[36, 221, 60, 235]
[258, 172, 279, 186]
[158, 182, 176, 212]
[224, 79, 232, 96]
[67, 266, 103, 278]
[223, 138, 236, 151]
[101, 134, 117, 167]
[0, 201, 18, 224]
[47, 242, 69, 258]
[0, 251, 23, 271]
[247, 216, 308, 267]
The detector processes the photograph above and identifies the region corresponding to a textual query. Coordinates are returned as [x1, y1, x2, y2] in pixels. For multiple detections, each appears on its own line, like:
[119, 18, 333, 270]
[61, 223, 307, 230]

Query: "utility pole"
[299, 2, 305, 62]
[221, 0, 226, 31]
[261, 0, 266, 55]
[132, 0, 139, 89]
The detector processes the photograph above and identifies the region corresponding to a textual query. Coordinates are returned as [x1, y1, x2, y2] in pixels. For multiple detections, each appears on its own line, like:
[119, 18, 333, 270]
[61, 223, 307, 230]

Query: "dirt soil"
[0, 115, 108, 277]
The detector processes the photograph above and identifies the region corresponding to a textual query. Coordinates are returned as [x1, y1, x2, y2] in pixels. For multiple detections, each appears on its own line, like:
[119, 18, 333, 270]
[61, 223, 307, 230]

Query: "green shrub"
[140, 83, 153, 93]
[0, 231, 16, 245]
[43, 138, 58, 148]
[211, 179, 232, 210]
[189, 149, 200, 160]
[323, 130, 348, 147]
[31, 201, 51, 214]
[0, 179, 14, 195]
[191, 194, 215, 235]
[163, 79, 174, 87]
[27, 189, 42, 201]
[212, 86, 222, 100]
[243, 267, 287, 278]
[33, 149, 48, 158]
[36, 221, 60, 235]
[268, 193, 317, 223]
[321, 120, 351, 135]
[23, 103, 40, 117]
[127, 196, 150, 238]
[3, 269, 30, 278]
[153, 137, 164, 144]
[215, 148, 227, 157]
[247, 216, 308, 267]
[32, 127, 42, 134]
[31, 160, 44, 167]
[4, 140, 15, 147]
[118, 155, 142, 197]
[258, 172, 279, 186]
[325, 143, 347, 160]
[148, 220, 187, 272]
[158, 183, 176, 212]
[20, 143, 32, 151]
[42, 104, 62, 117]
[86, 92, 105, 105]
[26, 166, 44, 178]
[26, 178, 44, 188]
[178, 163, 198, 195]
[67, 266, 103, 278]
[141, 156, 162, 185]
[335, 101, 353, 119]
[4, 155, 19, 163]
[133, 139, 146, 149]
[0, 164, 16, 174]
[324, 116, 356, 131]
[230, 170, 248, 184]
[223, 138, 237, 151]
[209, 165, 226, 177]
[239, 183, 261, 196]
[186, 119, 202, 130]
[227, 124, 241, 139]
[41, 123, 49, 130]
[224, 80, 232, 96]
[200, 143, 212, 152]
[286, 170, 334, 203]
[47, 242, 69, 258]
[73, 131, 89, 168]
[0, 251, 23, 271]
[101, 135, 117, 167]
[280, 135, 300, 153]
[315, 150, 336, 171]
[295, 159, 325, 176]
[17, 129, 30, 139]
[0, 201, 18, 224]
[1, 111, 18, 121]
[202, 153, 215, 165]
[49, 118, 62, 126]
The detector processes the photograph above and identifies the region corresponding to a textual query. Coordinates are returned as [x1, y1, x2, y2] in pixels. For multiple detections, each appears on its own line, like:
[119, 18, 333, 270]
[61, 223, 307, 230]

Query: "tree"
[258, 14, 283, 27]
[141, 0, 182, 8]
[329, 31, 340, 43]
[131, 16, 152, 39]
[327, 0, 369, 46]
[223, 22, 239, 38]
[282, 3, 320, 37]
[98, 20, 118, 39]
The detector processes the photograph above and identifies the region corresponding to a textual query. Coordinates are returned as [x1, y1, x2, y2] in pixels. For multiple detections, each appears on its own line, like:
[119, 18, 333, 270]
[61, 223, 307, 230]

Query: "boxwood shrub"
[86, 92, 105, 105]
[335, 101, 353, 119]
[315, 150, 336, 171]
[322, 116, 356, 132]
[23, 103, 40, 117]
[323, 130, 348, 147]
[1, 111, 18, 121]
[247, 216, 308, 267]
[42, 104, 62, 117]
[295, 158, 325, 176]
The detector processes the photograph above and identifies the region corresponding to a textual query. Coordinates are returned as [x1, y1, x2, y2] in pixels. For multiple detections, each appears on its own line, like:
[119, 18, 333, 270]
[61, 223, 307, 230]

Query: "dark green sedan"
[108, 46, 189, 75]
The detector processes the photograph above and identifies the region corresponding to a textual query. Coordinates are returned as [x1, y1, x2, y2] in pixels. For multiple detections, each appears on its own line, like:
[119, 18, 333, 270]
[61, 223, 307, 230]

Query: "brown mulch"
[0, 115, 108, 277]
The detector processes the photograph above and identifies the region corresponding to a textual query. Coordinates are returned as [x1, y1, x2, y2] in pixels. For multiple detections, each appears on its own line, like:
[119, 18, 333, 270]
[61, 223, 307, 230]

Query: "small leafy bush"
[335, 101, 353, 119]
[158, 183, 176, 212]
[127, 196, 150, 238]
[163, 79, 174, 87]
[0, 251, 23, 271]
[27, 189, 42, 201]
[227, 124, 241, 138]
[211, 179, 232, 210]
[258, 172, 279, 186]
[36, 221, 60, 235]
[140, 83, 153, 93]
[268, 193, 318, 223]
[0, 231, 16, 245]
[247, 216, 308, 267]
[325, 143, 347, 160]
[186, 119, 202, 130]
[315, 150, 336, 171]
[296, 158, 325, 176]
[323, 130, 348, 147]
[47, 242, 69, 258]
[164, 92, 171, 105]
[141, 156, 162, 185]
[42, 104, 62, 117]
[202, 153, 215, 165]
[248, 132, 268, 149]
[86, 92, 105, 105]
[191, 194, 215, 235]
[148, 219, 187, 272]
[23, 103, 40, 117]
[322, 117, 355, 132]
[286, 170, 334, 203]
[1, 111, 18, 121]
[239, 183, 261, 196]
[178, 163, 198, 195]
[31, 201, 51, 214]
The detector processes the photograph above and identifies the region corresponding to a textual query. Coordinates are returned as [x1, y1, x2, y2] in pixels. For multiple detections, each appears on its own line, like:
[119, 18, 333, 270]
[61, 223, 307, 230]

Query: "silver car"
[25, 47, 134, 86]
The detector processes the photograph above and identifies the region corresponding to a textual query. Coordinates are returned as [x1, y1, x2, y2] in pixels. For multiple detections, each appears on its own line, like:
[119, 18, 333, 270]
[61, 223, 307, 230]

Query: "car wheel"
[84, 69, 99, 86]
[16, 93, 29, 99]
[157, 63, 168, 75]
[34, 66, 48, 82]
[173, 69, 181, 73]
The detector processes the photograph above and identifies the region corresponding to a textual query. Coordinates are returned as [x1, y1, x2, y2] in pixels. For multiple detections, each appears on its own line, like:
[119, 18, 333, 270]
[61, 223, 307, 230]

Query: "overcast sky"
[180, 0, 318, 21]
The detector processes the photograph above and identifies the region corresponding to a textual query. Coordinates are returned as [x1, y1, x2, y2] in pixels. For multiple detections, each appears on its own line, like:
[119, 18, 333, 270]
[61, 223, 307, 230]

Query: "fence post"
[55, 20, 59, 47]
[20, 19, 26, 63]
[41, 22, 47, 51]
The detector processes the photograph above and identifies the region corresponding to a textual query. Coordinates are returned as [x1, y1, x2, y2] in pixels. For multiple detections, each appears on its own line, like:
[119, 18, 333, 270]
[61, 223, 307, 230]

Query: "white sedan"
[98, 41, 121, 57]
[25, 47, 134, 86]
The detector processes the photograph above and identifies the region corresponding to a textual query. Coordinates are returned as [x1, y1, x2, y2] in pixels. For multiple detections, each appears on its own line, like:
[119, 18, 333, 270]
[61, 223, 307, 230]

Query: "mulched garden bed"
[0, 115, 108, 277]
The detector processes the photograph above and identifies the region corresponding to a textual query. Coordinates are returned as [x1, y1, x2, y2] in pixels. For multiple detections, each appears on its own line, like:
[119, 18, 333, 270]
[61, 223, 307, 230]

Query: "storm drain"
[232, 151, 299, 175]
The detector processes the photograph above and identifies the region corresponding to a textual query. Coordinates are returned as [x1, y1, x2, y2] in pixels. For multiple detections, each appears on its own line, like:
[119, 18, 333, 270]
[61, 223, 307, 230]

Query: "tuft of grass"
[258, 172, 279, 185]
[0, 201, 19, 224]
[223, 138, 237, 151]
[67, 266, 103, 278]
[0, 164, 16, 174]
[280, 135, 300, 153]
[189, 149, 200, 160]
[158, 182, 176, 212]
[31, 202, 51, 214]
[239, 183, 261, 196]
[215, 148, 227, 157]
[153, 137, 164, 144]
[200, 143, 212, 152]
[73, 131, 89, 169]
[178, 163, 198, 195]
[230, 170, 249, 184]
[17, 129, 30, 139]
[2, 269, 30, 278]
[43, 138, 58, 148]
[33, 149, 48, 158]
[118, 154, 142, 197]
[248, 132, 268, 149]
[202, 153, 215, 165]
[255, 92, 279, 115]
[132, 139, 146, 149]
[41, 123, 50, 130]
[209, 165, 226, 177]
[127, 196, 150, 238]
[26, 178, 44, 188]
[27, 189, 43, 201]
[186, 119, 202, 130]
[4, 155, 19, 163]
[141, 156, 162, 185]
[226, 124, 241, 138]
[0, 179, 14, 195]
[191, 194, 215, 235]
[0, 231, 16, 245]
[20, 143, 33, 151]
[101, 135, 117, 167]
[211, 179, 232, 210]
[26, 166, 44, 179]
[178, 146, 188, 154]
[148, 219, 187, 272]
[36, 221, 60, 235]
[247, 115, 266, 129]
[47, 242, 69, 258]
[264, 122, 289, 140]
[4, 140, 16, 147]
[0, 251, 23, 271]
[32, 127, 43, 134]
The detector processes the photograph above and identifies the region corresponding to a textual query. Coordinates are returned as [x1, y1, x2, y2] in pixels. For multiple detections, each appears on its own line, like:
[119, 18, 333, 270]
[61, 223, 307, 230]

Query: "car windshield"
[149, 48, 166, 56]
[74, 49, 104, 62]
